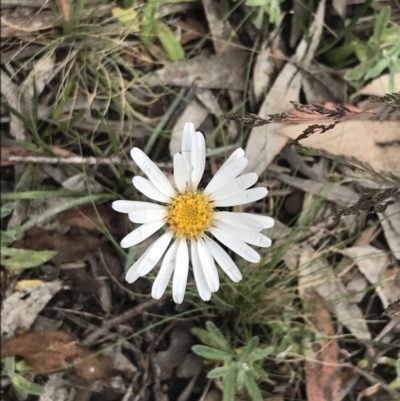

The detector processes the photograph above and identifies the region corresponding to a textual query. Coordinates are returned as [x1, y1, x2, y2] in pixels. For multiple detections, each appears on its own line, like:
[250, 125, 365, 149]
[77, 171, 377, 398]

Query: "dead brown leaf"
[60, 204, 128, 237]
[245, 0, 326, 176]
[301, 289, 340, 401]
[14, 227, 102, 265]
[144, 52, 248, 91]
[13, 227, 122, 301]
[382, 299, 400, 318]
[156, 326, 194, 380]
[278, 121, 400, 175]
[1, 330, 118, 380]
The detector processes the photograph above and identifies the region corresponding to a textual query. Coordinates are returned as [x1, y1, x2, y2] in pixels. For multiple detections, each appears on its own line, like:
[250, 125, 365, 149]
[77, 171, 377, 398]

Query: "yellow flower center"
[167, 192, 214, 238]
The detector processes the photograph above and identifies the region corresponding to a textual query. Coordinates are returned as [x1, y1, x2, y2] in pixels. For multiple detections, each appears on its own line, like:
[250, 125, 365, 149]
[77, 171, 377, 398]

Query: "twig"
[82, 297, 164, 346]
[1, 154, 128, 165]
[1, 154, 172, 168]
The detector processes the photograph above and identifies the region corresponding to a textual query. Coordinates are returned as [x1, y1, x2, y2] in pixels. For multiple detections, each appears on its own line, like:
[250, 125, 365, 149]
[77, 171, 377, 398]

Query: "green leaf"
[395, 359, 400, 376]
[140, 1, 158, 44]
[208, 365, 236, 378]
[192, 325, 231, 352]
[243, 371, 263, 401]
[245, 0, 266, 5]
[353, 42, 369, 62]
[249, 346, 274, 361]
[11, 374, 46, 396]
[222, 371, 236, 401]
[325, 41, 358, 66]
[156, 21, 185, 62]
[15, 360, 33, 372]
[0, 204, 14, 219]
[1, 248, 57, 270]
[252, 7, 264, 29]
[1, 230, 17, 246]
[192, 345, 232, 361]
[191, 328, 216, 348]
[253, 365, 269, 379]
[2, 357, 16, 373]
[205, 322, 232, 352]
[373, 6, 391, 44]
[345, 63, 369, 81]
[364, 58, 390, 80]
[236, 368, 245, 390]
[112, 6, 141, 33]
[238, 336, 259, 362]
[123, 0, 135, 8]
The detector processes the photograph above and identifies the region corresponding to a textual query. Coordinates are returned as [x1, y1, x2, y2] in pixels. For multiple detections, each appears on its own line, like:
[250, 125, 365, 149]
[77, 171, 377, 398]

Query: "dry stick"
[1, 154, 172, 168]
[82, 297, 164, 347]
[1, 154, 128, 165]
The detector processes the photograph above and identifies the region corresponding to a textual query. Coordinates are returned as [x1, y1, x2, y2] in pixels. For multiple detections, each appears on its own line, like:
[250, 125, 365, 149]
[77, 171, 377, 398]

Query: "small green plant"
[1, 357, 46, 397]
[192, 322, 274, 401]
[112, 0, 186, 61]
[327, 6, 400, 91]
[243, 0, 283, 28]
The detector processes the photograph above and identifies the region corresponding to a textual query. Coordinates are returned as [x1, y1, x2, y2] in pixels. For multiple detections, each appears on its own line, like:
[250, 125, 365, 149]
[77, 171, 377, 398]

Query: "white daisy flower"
[112, 122, 274, 304]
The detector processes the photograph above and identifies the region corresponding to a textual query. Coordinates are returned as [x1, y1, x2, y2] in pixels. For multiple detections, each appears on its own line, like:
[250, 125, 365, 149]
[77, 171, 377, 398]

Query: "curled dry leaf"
[1, 330, 118, 381]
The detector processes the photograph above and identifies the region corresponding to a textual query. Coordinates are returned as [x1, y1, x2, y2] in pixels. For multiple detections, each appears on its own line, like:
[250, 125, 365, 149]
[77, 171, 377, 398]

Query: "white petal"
[212, 187, 267, 207]
[222, 148, 245, 169]
[210, 226, 260, 263]
[152, 240, 178, 299]
[125, 248, 152, 283]
[204, 158, 248, 195]
[182, 122, 195, 170]
[133, 176, 172, 203]
[214, 211, 263, 232]
[131, 148, 176, 198]
[191, 131, 206, 190]
[240, 214, 275, 229]
[120, 220, 165, 248]
[172, 238, 189, 304]
[136, 231, 173, 276]
[213, 221, 272, 248]
[197, 238, 220, 293]
[191, 239, 212, 301]
[209, 173, 258, 201]
[112, 200, 161, 213]
[129, 208, 168, 224]
[173, 153, 187, 192]
[203, 235, 242, 282]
